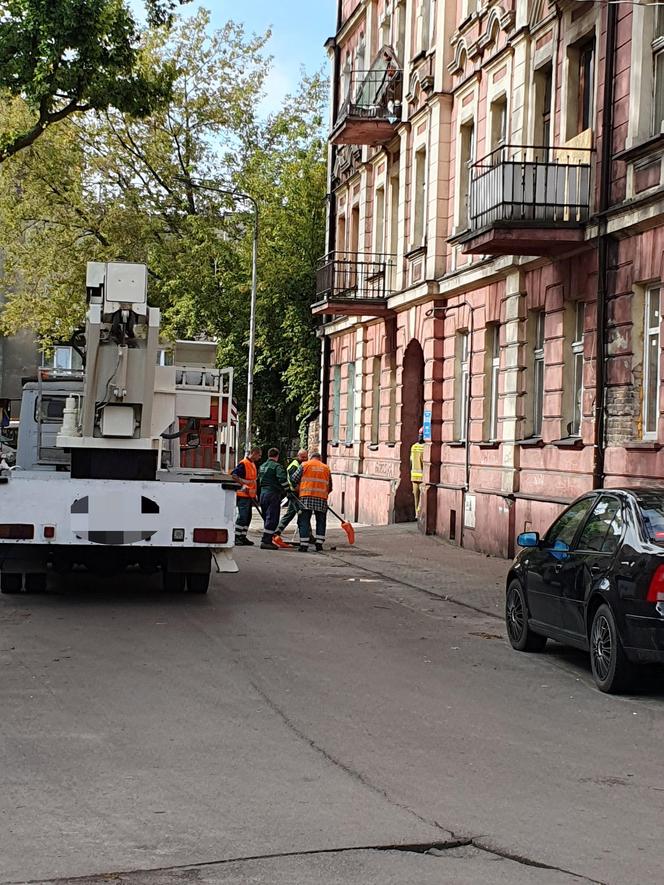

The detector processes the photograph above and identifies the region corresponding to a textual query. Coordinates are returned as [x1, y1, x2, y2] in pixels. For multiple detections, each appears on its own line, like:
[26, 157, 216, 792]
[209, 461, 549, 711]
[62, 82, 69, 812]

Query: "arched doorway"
[395, 339, 424, 522]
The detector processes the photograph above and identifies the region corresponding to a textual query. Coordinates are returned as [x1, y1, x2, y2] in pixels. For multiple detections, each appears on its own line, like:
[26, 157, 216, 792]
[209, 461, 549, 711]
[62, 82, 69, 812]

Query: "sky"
[161, 1, 335, 115]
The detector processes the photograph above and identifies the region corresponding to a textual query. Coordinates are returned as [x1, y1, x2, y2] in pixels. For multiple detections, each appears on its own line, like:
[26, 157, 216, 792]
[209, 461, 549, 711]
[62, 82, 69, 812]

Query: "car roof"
[575, 488, 664, 502]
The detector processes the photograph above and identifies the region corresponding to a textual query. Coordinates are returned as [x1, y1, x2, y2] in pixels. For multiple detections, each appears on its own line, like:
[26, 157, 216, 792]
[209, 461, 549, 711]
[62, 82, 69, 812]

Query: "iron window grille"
[644, 287, 661, 439]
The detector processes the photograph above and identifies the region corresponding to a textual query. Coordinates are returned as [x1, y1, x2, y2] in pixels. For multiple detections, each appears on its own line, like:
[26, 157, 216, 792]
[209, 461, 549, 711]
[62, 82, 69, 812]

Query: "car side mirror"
[517, 531, 540, 548]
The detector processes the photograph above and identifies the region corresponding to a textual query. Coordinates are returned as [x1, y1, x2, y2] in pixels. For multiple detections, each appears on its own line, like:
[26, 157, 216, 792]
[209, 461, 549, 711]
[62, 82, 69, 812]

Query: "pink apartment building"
[314, 0, 664, 557]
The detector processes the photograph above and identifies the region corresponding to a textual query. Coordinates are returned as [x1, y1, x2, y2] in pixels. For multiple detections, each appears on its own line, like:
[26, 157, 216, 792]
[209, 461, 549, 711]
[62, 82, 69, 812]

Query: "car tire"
[186, 573, 210, 594]
[590, 603, 635, 694]
[506, 580, 547, 652]
[162, 571, 186, 593]
[0, 573, 23, 594]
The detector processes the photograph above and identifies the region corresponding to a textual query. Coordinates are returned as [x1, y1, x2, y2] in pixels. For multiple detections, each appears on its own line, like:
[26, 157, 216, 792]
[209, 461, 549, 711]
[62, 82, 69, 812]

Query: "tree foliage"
[0, 9, 327, 450]
[0, 0, 184, 162]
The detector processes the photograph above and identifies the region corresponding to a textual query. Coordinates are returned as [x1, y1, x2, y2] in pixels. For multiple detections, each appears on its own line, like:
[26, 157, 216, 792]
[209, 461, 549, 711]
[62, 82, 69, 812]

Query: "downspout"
[593, 0, 618, 488]
[321, 1, 342, 462]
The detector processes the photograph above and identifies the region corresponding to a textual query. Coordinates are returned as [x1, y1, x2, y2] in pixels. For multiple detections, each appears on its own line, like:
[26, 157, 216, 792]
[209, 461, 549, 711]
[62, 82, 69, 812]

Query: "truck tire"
[25, 573, 47, 594]
[186, 572, 210, 594]
[1, 573, 23, 594]
[163, 571, 186, 593]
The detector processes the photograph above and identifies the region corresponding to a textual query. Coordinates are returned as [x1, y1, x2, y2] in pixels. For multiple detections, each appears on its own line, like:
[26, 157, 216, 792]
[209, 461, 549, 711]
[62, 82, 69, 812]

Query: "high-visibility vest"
[236, 458, 258, 499]
[287, 458, 300, 490]
[410, 442, 424, 482]
[299, 460, 331, 500]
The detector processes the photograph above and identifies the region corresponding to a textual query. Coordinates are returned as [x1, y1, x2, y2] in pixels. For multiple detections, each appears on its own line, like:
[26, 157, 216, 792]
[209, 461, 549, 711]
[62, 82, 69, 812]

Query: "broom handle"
[326, 503, 346, 524]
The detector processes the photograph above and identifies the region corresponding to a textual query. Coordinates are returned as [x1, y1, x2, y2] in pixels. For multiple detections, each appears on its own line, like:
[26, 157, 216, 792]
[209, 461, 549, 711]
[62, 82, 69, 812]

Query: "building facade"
[315, 0, 664, 557]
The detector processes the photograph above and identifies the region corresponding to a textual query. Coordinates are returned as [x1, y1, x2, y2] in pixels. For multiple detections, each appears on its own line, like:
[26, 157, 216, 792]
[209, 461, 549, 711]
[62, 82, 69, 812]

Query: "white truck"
[0, 261, 239, 594]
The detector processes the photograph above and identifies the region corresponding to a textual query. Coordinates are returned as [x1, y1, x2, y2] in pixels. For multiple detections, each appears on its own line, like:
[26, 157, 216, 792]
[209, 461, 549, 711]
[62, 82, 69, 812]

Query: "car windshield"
[636, 493, 664, 543]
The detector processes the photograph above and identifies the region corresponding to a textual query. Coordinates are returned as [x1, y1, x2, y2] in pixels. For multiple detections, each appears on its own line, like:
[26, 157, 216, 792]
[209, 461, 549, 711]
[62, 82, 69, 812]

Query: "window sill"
[624, 440, 662, 452]
[478, 440, 500, 450]
[615, 132, 664, 164]
[516, 437, 544, 448]
[405, 243, 427, 260]
[552, 436, 584, 450]
[448, 440, 467, 448]
[367, 443, 379, 452]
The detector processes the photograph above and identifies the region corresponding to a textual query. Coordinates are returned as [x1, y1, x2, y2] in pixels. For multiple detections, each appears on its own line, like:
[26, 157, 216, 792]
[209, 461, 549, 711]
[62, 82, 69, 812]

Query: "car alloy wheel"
[591, 613, 612, 683]
[505, 581, 547, 652]
[589, 603, 635, 693]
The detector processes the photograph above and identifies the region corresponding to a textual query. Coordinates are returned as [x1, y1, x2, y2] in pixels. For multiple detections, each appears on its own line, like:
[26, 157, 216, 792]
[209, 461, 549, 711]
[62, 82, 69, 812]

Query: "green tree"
[0, 0, 182, 162]
[0, 11, 327, 450]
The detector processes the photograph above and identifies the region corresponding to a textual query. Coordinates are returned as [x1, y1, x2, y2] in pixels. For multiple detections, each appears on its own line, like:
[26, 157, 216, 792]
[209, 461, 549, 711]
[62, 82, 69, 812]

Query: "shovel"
[326, 504, 355, 546]
[251, 497, 291, 550]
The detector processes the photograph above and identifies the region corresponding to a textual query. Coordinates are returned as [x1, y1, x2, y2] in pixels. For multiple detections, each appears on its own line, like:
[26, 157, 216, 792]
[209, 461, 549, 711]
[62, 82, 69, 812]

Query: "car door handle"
[589, 564, 602, 576]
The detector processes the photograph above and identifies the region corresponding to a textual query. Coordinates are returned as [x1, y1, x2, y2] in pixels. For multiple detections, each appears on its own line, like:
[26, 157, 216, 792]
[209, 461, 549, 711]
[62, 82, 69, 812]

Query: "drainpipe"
[593, 0, 618, 488]
[427, 300, 476, 548]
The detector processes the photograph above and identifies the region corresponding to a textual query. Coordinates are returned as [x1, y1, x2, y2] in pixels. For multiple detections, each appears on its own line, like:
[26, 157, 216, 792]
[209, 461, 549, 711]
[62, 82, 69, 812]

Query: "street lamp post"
[180, 178, 258, 456]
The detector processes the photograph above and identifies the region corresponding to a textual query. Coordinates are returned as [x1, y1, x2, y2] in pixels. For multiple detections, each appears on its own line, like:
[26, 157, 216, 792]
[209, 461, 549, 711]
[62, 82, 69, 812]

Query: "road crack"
[247, 677, 452, 837]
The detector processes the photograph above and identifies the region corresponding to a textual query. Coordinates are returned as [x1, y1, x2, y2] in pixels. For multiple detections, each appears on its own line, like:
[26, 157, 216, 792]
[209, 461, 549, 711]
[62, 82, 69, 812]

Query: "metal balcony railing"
[315, 251, 396, 304]
[337, 67, 403, 127]
[469, 145, 592, 231]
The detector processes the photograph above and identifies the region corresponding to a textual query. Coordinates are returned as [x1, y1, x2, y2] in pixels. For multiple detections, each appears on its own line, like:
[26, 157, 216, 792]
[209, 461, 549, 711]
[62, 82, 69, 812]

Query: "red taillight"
[0, 524, 34, 540]
[647, 564, 664, 602]
[43, 526, 55, 540]
[193, 528, 228, 545]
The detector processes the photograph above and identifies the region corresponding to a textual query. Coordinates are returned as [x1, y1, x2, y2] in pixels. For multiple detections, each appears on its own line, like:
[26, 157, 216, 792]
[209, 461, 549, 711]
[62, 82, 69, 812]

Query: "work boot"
[260, 542, 277, 550]
[298, 545, 309, 553]
[315, 543, 323, 553]
[235, 537, 254, 547]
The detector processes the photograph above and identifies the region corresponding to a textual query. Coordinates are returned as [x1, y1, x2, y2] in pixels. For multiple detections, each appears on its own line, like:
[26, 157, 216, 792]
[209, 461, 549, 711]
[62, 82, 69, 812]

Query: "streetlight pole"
[179, 177, 258, 456]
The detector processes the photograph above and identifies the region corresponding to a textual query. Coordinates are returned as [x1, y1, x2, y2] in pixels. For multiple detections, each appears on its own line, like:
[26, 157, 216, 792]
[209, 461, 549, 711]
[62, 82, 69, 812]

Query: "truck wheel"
[163, 571, 186, 593]
[186, 573, 210, 594]
[1, 573, 23, 594]
[25, 573, 47, 594]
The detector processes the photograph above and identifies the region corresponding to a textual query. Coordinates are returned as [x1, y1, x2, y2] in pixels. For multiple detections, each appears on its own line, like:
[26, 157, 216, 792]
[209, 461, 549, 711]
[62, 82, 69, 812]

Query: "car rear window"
[636, 493, 664, 543]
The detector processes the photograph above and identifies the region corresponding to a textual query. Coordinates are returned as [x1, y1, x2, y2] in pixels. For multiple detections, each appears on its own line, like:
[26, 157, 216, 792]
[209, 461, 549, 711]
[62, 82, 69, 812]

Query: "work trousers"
[260, 490, 282, 545]
[235, 497, 253, 541]
[297, 508, 327, 550]
[276, 497, 300, 535]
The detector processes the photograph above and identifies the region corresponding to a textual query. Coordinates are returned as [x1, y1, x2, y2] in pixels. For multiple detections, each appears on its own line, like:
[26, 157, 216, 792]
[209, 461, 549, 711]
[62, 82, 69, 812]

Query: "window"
[332, 364, 341, 445]
[413, 148, 427, 245]
[371, 357, 381, 445]
[456, 331, 470, 441]
[654, 8, 664, 134]
[490, 97, 507, 151]
[459, 123, 475, 230]
[374, 186, 385, 255]
[532, 312, 545, 437]
[545, 497, 595, 549]
[636, 491, 664, 543]
[567, 38, 595, 138]
[577, 496, 623, 554]
[345, 362, 356, 445]
[41, 346, 82, 372]
[571, 302, 584, 436]
[644, 287, 661, 438]
[487, 325, 500, 441]
[388, 355, 397, 444]
[534, 65, 552, 152]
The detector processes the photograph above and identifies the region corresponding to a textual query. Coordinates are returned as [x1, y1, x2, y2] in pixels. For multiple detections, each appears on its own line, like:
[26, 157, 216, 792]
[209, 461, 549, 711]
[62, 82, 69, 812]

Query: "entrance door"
[395, 339, 424, 522]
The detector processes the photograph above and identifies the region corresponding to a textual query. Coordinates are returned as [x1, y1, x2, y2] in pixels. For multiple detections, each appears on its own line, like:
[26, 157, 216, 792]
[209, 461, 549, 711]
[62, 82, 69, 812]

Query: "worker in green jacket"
[274, 448, 308, 540]
[410, 428, 425, 516]
[258, 448, 290, 550]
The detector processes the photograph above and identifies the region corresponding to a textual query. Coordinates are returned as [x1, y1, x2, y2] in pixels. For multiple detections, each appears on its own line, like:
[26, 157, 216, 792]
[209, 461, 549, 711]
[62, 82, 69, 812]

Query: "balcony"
[459, 145, 592, 257]
[312, 251, 396, 317]
[331, 65, 403, 147]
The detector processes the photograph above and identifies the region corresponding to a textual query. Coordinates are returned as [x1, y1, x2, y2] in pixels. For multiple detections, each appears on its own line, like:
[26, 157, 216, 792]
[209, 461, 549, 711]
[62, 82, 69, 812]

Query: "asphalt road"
[1, 544, 664, 885]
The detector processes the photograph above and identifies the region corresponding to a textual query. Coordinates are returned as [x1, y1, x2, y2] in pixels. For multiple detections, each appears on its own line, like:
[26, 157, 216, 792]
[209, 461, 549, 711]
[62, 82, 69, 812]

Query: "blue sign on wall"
[422, 410, 432, 442]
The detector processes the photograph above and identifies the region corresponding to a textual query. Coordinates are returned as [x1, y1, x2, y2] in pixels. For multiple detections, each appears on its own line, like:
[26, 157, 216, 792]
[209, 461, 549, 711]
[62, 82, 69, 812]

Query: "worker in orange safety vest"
[231, 446, 262, 546]
[290, 453, 333, 553]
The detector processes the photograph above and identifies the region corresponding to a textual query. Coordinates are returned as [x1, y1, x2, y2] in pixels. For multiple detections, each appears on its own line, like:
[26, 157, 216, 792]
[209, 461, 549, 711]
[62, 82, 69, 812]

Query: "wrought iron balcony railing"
[337, 67, 403, 124]
[315, 251, 396, 306]
[469, 145, 592, 231]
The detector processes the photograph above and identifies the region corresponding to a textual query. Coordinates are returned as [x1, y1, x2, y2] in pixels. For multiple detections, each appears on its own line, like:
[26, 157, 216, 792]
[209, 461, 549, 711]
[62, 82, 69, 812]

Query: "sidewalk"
[247, 513, 510, 619]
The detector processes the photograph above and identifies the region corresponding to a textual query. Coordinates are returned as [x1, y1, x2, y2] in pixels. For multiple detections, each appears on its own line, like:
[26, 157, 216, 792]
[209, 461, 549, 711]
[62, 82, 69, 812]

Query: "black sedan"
[505, 488, 664, 693]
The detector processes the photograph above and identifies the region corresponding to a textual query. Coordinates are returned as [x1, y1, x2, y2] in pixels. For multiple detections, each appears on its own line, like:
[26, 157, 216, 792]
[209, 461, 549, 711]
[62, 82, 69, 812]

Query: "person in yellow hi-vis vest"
[410, 428, 425, 515]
